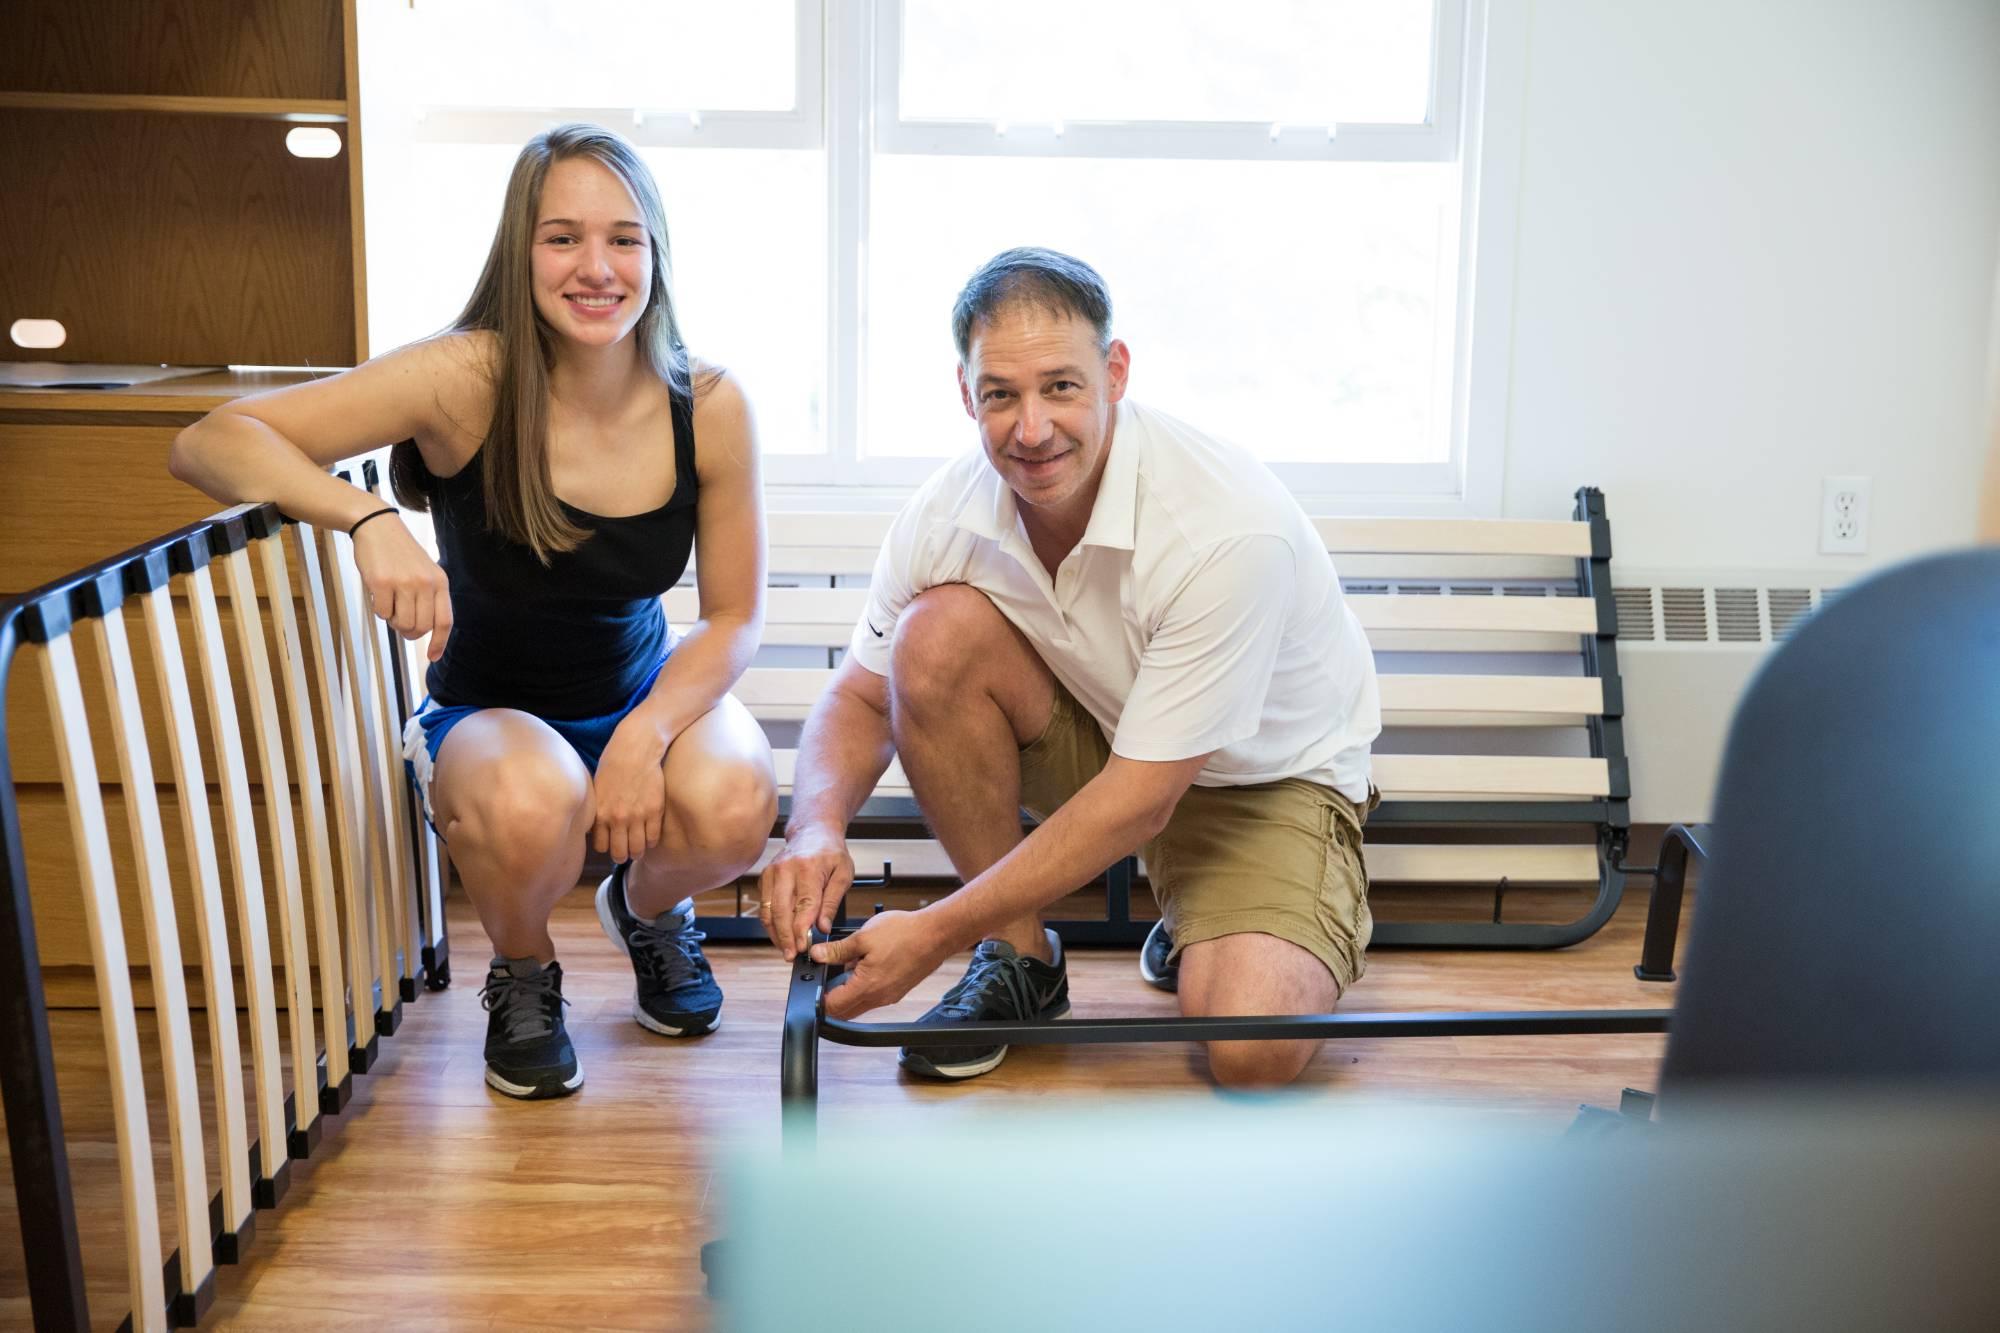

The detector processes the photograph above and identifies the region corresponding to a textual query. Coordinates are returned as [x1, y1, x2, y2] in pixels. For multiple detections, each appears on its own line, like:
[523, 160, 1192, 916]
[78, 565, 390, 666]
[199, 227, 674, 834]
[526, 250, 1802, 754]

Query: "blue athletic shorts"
[400, 653, 671, 835]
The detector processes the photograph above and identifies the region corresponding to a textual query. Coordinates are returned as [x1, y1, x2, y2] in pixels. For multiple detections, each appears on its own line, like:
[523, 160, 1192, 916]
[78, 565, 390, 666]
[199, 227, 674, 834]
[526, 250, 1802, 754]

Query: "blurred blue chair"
[1661, 548, 2000, 1091]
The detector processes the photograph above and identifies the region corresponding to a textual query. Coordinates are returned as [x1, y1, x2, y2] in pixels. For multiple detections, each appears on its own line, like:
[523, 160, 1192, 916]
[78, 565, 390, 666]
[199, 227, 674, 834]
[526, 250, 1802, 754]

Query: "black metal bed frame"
[775, 930, 1674, 1135]
[1, 493, 446, 1331]
[731, 488, 1681, 1129]
[699, 488, 1689, 959]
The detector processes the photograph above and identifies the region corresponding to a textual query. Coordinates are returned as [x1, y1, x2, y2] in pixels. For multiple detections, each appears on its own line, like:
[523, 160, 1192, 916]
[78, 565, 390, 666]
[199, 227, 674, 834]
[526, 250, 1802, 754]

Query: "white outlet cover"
[1820, 475, 1871, 555]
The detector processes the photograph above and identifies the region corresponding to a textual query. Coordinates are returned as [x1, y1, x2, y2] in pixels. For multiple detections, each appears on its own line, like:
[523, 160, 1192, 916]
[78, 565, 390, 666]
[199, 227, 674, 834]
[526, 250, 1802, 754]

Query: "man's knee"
[890, 584, 1008, 697]
[1205, 1039, 1319, 1090]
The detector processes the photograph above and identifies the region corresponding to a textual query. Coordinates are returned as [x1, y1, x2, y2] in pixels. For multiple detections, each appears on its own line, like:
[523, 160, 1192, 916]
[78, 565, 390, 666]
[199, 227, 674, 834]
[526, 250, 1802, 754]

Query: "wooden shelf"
[0, 370, 337, 417]
[0, 91, 346, 123]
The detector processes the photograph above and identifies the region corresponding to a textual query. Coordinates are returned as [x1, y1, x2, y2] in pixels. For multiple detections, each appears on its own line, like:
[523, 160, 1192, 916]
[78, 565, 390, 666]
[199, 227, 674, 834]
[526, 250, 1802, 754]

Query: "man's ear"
[957, 362, 977, 419]
[1104, 339, 1132, 404]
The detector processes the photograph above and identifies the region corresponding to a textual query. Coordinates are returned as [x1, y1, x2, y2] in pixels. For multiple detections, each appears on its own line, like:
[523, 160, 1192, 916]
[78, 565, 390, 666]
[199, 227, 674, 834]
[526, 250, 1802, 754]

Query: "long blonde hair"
[391, 123, 699, 562]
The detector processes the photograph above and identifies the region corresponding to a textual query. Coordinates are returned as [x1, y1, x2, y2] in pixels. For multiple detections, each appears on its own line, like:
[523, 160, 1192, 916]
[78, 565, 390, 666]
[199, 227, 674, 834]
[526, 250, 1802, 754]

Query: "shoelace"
[933, 948, 1043, 1022]
[480, 968, 567, 1044]
[627, 917, 708, 990]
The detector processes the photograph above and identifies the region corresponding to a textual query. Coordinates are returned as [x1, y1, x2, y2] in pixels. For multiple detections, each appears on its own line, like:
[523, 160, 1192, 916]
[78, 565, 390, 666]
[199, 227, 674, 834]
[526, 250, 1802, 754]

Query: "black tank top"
[422, 388, 698, 718]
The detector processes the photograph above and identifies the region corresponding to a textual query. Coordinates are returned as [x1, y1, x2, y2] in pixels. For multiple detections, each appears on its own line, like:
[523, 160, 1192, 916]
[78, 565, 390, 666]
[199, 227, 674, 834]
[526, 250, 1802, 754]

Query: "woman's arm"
[586, 369, 767, 862]
[169, 333, 487, 528]
[633, 368, 767, 737]
[168, 332, 492, 657]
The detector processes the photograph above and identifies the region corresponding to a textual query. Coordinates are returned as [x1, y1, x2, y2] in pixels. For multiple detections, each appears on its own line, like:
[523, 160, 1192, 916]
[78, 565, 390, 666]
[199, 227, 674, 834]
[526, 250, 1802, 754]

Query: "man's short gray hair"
[951, 247, 1114, 362]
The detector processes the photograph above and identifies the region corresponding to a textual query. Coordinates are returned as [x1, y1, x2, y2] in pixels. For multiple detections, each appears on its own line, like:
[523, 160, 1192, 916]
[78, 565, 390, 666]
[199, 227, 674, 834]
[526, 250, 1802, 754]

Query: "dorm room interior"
[4, 2, 1998, 1329]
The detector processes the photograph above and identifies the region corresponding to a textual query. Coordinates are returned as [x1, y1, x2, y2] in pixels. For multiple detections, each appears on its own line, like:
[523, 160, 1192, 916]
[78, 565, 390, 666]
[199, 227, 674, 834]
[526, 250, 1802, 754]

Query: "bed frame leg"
[1636, 824, 1705, 982]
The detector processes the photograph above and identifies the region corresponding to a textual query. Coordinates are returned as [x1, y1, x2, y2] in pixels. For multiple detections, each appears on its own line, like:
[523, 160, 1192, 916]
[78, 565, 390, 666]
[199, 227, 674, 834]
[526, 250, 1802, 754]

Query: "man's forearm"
[924, 768, 1169, 950]
[787, 686, 897, 838]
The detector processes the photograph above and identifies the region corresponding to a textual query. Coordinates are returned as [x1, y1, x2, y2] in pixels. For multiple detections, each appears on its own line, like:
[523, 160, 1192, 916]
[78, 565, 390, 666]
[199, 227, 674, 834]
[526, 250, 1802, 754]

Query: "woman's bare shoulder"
[687, 359, 758, 472]
[407, 330, 499, 466]
[689, 358, 748, 425]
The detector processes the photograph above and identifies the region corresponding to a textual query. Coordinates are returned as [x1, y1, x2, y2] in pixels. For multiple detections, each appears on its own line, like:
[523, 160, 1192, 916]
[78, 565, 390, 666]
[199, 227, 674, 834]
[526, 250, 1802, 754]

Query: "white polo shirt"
[845, 400, 1380, 800]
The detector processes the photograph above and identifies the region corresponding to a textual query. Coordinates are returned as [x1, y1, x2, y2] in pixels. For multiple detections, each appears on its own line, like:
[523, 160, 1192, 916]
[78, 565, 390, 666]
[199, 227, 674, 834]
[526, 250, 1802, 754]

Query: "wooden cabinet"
[0, 2, 378, 1011]
[2, 375, 335, 1005]
[0, 0, 369, 368]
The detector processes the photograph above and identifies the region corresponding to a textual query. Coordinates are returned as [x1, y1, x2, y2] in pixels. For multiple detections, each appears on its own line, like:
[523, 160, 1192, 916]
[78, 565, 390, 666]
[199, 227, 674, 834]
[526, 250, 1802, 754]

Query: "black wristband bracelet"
[348, 506, 398, 538]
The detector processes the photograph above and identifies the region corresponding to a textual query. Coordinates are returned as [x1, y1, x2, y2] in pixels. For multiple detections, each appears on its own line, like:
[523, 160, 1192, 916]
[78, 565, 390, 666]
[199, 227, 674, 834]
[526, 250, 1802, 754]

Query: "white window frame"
[383, 0, 1525, 514]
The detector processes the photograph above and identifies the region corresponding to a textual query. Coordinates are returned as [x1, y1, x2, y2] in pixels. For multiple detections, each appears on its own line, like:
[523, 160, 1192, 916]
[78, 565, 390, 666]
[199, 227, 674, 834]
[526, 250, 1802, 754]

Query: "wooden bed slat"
[259, 533, 351, 1095]
[768, 751, 1611, 801]
[223, 546, 321, 1148]
[88, 608, 213, 1303]
[744, 838, 1600, 885]
[138, 585, 254, 1239]
[39, 634, 167, 1331]
[185, 562, 291, 1191]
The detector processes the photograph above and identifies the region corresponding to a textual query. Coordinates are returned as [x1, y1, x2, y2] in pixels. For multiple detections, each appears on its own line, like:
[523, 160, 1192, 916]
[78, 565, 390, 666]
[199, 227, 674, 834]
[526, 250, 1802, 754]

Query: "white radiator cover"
[1613, 570, 1844, 823]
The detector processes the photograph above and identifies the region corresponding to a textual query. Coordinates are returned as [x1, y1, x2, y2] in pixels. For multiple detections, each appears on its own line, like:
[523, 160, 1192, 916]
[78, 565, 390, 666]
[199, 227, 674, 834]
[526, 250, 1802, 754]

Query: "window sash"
[872, 0, 1465, 164]
[369, 0, 1506, 511]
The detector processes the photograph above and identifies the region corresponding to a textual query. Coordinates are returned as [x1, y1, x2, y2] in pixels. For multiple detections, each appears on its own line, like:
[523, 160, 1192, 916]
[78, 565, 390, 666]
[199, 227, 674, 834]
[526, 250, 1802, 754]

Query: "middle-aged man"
[758, 247, 1381, 1088]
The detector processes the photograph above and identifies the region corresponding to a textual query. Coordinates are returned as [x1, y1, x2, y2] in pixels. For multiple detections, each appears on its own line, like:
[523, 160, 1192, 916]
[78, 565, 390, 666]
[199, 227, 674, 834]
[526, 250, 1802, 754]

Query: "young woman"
[171, 124, 775, 1100]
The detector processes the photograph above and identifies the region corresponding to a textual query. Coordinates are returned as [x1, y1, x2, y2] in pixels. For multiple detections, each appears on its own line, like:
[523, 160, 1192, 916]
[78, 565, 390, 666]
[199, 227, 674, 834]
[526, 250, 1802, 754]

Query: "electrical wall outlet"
[1820, 475, 1870, 555]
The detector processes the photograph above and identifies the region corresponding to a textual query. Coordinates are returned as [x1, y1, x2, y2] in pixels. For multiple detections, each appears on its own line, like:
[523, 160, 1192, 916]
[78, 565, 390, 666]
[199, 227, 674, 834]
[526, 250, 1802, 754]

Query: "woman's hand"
[352, 514, 454, 662]
[591, 713, 670, 865]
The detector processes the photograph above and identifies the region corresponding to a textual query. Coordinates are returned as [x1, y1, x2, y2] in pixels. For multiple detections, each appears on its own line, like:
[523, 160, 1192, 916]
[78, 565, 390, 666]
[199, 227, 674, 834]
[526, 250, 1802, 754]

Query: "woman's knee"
[669, 761, 776, 867]
[445, 752, 591, 869]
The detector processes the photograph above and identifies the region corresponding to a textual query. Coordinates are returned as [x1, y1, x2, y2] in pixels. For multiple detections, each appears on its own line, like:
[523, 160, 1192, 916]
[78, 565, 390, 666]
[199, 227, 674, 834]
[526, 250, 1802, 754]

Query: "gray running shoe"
[596, 865, 724, 1036]
[480, 957, 583, 1099]
[1139, 918, 1179, 993]
[899, 929, 1070, 1080]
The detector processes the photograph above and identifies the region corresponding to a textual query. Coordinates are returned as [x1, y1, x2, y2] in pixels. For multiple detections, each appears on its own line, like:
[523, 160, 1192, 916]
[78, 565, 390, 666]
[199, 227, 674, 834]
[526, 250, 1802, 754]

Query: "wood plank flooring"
[2, 881, 1687, 1331]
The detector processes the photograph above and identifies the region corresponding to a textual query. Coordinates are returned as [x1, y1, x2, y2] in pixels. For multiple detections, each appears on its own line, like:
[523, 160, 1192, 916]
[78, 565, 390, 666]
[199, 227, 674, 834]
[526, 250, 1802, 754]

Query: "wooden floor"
[3, 881, 1688, 1331]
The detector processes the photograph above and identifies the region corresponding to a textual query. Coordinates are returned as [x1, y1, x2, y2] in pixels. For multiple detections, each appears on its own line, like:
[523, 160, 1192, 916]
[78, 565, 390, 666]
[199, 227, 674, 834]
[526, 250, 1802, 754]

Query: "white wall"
[1496, 0, 2000, 574]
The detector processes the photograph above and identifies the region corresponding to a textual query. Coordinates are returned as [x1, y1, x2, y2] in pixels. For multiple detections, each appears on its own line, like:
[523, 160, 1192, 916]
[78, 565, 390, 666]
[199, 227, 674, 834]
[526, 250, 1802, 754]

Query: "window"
[357, 0, 1513, 507]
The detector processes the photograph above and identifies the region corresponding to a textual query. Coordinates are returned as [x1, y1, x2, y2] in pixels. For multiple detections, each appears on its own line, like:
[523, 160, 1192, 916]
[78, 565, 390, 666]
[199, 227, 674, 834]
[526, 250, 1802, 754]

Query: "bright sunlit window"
[358, 0, 1502, 504]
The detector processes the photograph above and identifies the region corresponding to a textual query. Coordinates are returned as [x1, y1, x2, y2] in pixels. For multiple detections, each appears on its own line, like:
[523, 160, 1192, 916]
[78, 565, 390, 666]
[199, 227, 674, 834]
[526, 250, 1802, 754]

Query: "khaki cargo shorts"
[1019, 682, 1375, 990]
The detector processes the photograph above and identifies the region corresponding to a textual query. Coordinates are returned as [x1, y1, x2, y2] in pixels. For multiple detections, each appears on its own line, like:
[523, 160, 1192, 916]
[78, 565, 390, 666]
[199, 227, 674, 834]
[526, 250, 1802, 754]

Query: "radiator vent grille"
[1613, 584, 1832, 645]
[1713, 588, 1762, 642]
[1338, 581, 1573, 598]
[1768, 589, 1814, 638]
[1660, 588, 1709, 642]
[1613, 587, 1655, 639]
[1331, 574, 1833, 646]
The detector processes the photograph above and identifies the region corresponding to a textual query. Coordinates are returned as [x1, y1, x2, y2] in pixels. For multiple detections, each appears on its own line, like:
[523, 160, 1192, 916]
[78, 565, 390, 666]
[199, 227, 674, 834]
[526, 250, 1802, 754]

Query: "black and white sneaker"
[899, 929, 1070, 1081]
[596, 864, 723, 1036]
[480, 957, 583, 1099]
[1139, 918, 1179, 993]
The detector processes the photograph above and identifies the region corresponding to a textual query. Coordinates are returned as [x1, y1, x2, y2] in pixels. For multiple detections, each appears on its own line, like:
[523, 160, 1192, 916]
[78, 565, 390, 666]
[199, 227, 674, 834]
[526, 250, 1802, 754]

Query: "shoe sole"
[484, 1063, 585, 1100]
[1138, 922, 1179, 992]
[634, 1007, 719, 1038]
[595, 875, 722, 1038]
[898, 1001, 1071, 1081]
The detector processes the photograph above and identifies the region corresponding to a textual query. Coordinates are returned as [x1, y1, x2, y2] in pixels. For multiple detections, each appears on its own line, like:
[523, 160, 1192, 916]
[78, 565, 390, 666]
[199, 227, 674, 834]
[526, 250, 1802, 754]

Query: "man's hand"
[808, 910, 955, 1020]
[758, 826, 854, 959]
[590, 714, 669, 865]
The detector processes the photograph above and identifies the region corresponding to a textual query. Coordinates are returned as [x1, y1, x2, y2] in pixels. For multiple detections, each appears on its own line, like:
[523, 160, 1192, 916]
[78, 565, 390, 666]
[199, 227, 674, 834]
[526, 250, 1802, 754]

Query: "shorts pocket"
[1314, 793, 1373, 981]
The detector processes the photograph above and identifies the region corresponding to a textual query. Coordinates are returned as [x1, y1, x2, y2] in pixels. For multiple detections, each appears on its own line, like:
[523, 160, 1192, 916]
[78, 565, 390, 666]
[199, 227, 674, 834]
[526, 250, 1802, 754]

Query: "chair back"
[1662, 549, 2000, 1089]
